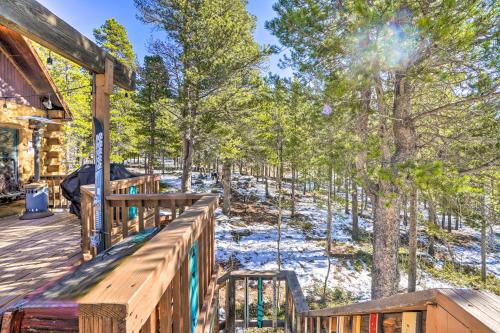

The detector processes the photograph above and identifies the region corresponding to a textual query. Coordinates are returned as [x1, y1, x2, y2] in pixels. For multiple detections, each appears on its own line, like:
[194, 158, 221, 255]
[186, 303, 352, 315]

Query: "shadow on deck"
[0, 212, 82, 312]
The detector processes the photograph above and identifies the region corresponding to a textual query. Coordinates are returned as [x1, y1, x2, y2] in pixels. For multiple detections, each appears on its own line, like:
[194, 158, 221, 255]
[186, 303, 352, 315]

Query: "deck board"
[0, 212, 82, 312]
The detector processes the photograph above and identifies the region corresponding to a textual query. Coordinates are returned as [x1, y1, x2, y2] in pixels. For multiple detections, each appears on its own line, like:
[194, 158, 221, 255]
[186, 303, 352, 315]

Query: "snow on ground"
[214, 179, 455, 301]
[159, 171, 497, 301]
[447, 225, 500, 277]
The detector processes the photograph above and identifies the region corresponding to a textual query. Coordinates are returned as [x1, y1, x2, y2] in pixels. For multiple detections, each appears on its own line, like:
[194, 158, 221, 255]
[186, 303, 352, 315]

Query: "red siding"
[0, 49, 43, 109]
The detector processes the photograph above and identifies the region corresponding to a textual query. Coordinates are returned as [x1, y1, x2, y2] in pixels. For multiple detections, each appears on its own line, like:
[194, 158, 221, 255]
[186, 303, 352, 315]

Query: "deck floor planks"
[0, 212, 82, 312]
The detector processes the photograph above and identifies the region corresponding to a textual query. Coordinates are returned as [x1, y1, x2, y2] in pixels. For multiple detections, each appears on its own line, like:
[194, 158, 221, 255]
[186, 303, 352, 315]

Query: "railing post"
[285, 283, 290, 332]
[138, 202, 145, 231]
[273, 276, 278, 330]
[244, 277, 249, 329]
[154, 200, 160, 227]
[171, 199, 177, 220]
[225, 276, 235, 332]
[80, 189, 91, 258]
[172, 270, 181, 333]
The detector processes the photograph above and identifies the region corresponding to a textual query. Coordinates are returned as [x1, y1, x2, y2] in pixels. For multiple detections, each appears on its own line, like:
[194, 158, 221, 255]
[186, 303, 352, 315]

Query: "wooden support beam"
[0, 0, 135, 90]
[92, 57, 113, 251]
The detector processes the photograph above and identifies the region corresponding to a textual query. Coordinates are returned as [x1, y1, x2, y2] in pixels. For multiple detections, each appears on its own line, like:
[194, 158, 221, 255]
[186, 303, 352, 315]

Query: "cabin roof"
[0, 25, 72, 119]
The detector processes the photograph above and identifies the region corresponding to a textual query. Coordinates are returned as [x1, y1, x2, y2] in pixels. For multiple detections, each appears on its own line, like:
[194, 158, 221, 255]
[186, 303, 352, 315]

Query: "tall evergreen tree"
[134, 0, 265, 192]
[269, 0, 499, 298]
[94, 18, 136, 68]
[135, 55, 173, 173]
[94, 18, 138, 163]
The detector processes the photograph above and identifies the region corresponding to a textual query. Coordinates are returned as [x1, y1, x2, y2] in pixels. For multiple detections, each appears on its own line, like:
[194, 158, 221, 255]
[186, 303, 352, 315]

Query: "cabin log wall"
[0, 47, 67, 184]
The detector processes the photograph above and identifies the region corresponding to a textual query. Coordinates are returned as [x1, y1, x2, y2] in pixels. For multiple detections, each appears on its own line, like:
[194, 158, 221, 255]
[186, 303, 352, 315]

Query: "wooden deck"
[0, 212, 82, 312]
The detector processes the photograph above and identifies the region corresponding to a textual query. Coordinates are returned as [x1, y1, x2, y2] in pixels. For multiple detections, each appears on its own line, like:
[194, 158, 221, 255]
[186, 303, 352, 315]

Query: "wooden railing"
[40, 174, 69, 208]
[78, 194, 219, 333]
[218, 270, 308, 332]
[219, 270, 500, 333]
[80, 174, 161, 258]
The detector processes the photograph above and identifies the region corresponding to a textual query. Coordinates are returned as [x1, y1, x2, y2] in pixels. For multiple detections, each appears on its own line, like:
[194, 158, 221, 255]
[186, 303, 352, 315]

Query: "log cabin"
[0, 25, 71, 199]
[0, 1, 499, 332]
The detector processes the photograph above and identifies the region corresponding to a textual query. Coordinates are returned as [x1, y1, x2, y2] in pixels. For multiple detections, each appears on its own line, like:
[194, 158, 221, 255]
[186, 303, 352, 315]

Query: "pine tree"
[134, 0, 265, 191]
[134, 55, 173, 173]
[94, 18, 138, 163]
[269, 0, 499, 298]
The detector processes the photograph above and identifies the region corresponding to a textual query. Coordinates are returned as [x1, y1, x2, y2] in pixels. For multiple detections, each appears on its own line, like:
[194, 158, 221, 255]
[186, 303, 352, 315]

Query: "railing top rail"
[78, 194, 218, 332]
[307, 288, 437, 317]
[80, 174, 160, 194]
[106, 193, 208, 201]
[108, 174, 160, 191]
[218, 270, 289, 283]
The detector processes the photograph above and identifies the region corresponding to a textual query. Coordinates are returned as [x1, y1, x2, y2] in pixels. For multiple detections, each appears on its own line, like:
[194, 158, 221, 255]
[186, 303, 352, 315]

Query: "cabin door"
[0, 127, 19, 191]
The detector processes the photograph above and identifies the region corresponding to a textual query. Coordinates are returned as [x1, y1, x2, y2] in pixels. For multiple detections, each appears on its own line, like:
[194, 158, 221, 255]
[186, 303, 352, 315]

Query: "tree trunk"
[428, 201, 437, 257]
[222, 160, 232, 215]
[344, 177, 349, 214]
[161, 151, 165, 174]
[447, 211, 452, 233]
[264, 165, 269, 197]
[481, 218, 487, 282]
[371, 191, 401, 299]
[181, 130, 193, 193]
[333, 172, 336, 203]
[323, 161, 335, 304]
[326, 165, 333, 252]
[277, 138, 284, 270]
[441, 212, 445, 229]
[481, 197, 487, 282]
[364, 192, 369, 214]
[371, 69, 411, 299]
[407, 185, 418, 292]
[351, 179, 359, 241]
[403, 193, 408, 227]
[302, 173, 306, 195]
[359, 187, 365, 215]
[291, 167, 296, 217]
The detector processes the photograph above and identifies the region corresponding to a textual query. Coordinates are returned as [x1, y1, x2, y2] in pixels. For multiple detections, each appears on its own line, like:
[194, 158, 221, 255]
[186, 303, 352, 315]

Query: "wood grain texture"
[77, 195, 218, 333]
[0, 0, 135, 90]
[308, 289, 437, 317]
[0, 213, 82, 313]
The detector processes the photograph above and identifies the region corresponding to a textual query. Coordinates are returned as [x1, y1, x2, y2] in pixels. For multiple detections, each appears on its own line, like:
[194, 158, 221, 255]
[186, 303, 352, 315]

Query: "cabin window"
[0, 127, 19, 192]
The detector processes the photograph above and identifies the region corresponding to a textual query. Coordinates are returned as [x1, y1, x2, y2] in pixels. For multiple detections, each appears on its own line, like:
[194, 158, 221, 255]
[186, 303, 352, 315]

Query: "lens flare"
[349, 9, 424, 71]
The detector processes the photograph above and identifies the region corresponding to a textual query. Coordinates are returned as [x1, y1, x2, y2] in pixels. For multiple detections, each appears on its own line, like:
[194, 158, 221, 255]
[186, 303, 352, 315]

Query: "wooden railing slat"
[172, 271, 181, 333]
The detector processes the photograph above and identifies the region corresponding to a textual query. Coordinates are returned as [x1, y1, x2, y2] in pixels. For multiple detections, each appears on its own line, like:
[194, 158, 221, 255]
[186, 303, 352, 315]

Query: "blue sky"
[37, 0, 292, 77]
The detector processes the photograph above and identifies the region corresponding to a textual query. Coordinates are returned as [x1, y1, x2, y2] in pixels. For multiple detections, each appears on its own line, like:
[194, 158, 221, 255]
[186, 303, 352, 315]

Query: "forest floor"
[160, 171, 500, 305]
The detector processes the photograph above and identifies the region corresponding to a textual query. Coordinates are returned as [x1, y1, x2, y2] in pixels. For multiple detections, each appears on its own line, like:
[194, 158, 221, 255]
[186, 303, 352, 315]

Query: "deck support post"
[92, 57, 113, 252]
